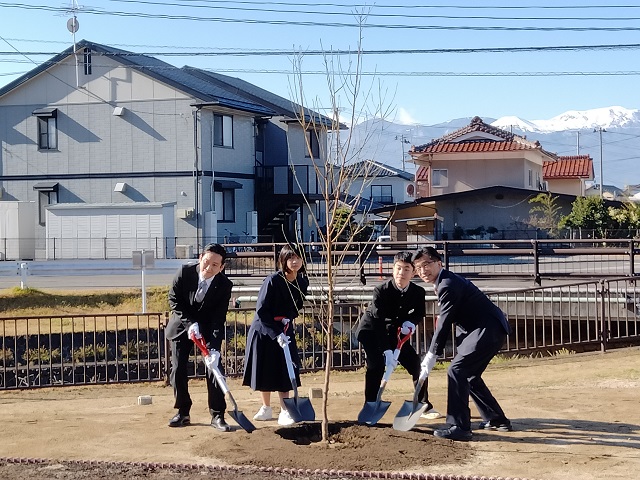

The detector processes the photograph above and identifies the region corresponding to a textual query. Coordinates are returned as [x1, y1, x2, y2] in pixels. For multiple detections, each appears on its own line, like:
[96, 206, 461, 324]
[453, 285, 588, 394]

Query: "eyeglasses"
[415, 260, 439, 271]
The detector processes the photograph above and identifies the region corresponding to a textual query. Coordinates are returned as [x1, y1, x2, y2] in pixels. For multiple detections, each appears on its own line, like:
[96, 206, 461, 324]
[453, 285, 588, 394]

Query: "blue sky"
[0, 0, 639, 126]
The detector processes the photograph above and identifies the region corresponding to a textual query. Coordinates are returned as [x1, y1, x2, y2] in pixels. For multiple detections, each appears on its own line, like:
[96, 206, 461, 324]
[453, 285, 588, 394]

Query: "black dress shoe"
[169, 413, 190, 427]
[479, 419, 513, 432]
[434, 425, 473, 441]
[211, 415, 231, 432]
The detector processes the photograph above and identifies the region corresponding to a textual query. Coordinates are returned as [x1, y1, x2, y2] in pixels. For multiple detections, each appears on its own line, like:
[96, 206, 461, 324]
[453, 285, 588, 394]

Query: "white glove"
[421, 352, 437, 375]
[383, 349, 397, 369]
[187, 322, 202, 340]
[281, 317, 291, 326]
[204, 350, 220, 369]
[400, 321, 416, 335]
[277, 333, 290, 348]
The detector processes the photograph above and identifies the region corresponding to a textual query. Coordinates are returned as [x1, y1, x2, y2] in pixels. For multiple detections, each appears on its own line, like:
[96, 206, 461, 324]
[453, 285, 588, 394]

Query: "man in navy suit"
[414, 246, 512, 441]
[166, 243, 233, 431]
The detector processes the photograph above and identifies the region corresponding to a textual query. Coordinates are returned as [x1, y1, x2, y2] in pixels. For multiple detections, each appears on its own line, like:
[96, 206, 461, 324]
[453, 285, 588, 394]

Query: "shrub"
[120, 341, 158, 360]
[0, 347, 14, 366]
[72, 343, 107, 362]
[23, 346, 61, 364]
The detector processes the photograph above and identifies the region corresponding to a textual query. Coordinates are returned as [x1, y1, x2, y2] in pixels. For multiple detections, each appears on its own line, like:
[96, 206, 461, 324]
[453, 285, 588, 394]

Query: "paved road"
[0, 258, 571, 293]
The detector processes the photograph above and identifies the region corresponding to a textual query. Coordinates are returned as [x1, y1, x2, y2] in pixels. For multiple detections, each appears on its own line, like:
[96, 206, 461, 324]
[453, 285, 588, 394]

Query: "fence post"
[629, 239, 636, 277]
[598, 280, 608, 353]
[162, 311, 171, 385]
[443, 241, 450, 270]
[532, 239, 541, 286]
[358, 242, 366, 285]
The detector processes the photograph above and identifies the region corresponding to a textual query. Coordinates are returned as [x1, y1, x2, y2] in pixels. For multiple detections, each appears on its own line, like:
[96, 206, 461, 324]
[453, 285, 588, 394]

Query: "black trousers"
[170, 333, 226, 417]
[446, 327, 508, 431]
[358, 329, 430, 406]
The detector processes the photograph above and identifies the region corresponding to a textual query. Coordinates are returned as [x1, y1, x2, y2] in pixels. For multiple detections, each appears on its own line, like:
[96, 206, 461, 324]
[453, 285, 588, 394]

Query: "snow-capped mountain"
[338, 106, 640, 188]
[492, 106, 640, 133]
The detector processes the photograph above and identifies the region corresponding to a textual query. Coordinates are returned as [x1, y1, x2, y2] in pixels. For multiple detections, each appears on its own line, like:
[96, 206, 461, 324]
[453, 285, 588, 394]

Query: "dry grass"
[0, 286, 170, 317]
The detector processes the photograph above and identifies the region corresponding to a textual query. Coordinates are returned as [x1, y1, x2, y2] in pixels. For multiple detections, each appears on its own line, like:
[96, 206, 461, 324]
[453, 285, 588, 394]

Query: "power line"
[102, 0, 640, 21]
[3, 42, 640, 57]
[3, 2, 640, 31]
[3, 59, 640, 77]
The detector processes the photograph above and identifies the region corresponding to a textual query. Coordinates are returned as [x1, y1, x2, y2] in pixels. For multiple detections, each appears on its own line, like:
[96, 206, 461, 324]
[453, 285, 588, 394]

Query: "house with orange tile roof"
[543, 155, 594, 196]
[374, 116, 597, 241]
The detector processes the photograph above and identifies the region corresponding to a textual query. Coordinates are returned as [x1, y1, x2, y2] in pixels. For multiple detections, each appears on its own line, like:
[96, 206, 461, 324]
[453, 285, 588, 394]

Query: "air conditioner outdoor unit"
[175, 245, 193, 259]
[177, 208, 194, 219]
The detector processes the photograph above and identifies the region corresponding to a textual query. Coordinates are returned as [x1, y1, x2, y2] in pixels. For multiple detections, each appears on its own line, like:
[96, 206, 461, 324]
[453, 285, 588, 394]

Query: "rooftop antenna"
[66, 0, 80, 87]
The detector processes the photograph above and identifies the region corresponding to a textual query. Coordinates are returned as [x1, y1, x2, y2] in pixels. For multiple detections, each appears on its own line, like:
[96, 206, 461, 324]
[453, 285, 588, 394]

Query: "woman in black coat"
[243, 243, 309, 426]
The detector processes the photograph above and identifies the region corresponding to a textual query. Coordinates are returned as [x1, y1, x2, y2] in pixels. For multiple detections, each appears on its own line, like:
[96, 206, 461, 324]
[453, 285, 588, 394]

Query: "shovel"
[392, 363, 429, 431]
[192, 336, 256, 433]
[357, 328, 411, 426]
[278, 324, 315, 423]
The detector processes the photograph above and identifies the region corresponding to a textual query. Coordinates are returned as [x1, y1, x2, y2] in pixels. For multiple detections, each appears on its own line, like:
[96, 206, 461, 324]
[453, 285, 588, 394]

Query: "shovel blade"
[392, 400, 428, 431]
[283, 397, 305, 423]
[357, 400, 391, 425]
[296, 397, 315, 421]
[228, 409, 256, 433]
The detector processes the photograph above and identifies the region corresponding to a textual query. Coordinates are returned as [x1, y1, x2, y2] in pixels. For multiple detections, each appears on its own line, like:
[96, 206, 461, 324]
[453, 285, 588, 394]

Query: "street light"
[594, 127, 606, 198]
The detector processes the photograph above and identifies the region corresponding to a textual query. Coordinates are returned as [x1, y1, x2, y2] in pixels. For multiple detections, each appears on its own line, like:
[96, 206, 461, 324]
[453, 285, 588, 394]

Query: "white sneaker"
[277, 408, 296, 426]
[421, 408, 442, 420]
[253, 405, 273, 421]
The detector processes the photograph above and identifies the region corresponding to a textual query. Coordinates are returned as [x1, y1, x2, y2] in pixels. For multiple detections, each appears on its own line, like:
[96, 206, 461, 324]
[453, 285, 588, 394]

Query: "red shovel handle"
[192, 335, 210, 357]
[396, 327, 412, 350]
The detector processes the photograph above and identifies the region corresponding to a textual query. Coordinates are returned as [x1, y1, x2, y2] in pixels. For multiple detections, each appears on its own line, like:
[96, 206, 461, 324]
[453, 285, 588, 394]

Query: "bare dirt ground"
[1, 347, 640, 480]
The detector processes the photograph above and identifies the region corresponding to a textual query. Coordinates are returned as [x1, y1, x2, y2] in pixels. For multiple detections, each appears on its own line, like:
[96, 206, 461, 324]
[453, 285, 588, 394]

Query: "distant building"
[543, 155, 594, 197]
[376, 116, 589, 241]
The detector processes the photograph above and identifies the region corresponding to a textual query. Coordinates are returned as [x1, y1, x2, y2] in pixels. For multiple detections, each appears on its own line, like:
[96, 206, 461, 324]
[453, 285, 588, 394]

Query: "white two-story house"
[0, 40, 330, 259]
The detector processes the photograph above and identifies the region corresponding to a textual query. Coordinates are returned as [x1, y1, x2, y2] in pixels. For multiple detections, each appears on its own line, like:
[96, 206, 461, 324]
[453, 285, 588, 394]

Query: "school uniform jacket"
[356, 279, 426, 349]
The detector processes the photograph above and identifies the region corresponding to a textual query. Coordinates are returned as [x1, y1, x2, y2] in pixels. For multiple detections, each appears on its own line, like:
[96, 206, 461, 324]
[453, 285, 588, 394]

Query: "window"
[306, 130, 320, 158]
[214, 180, 242, 222]
[33, 108, 58, 150]
[371, 185, 393, 204]
[432, 169, 448, 187]
[213, 114, 233, 147]
[33, 182, 59, 225]
[222, 189, 235, 222]
[528, 169, 533, 187]
[83, 48, 92, 75]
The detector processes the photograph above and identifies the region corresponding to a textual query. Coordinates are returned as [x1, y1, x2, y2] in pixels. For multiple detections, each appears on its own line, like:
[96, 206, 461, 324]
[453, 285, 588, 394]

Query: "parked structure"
[0, 40, 331, 260]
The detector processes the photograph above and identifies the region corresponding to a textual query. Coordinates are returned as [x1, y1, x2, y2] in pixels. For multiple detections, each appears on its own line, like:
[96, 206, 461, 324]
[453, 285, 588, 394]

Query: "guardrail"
[1, 277, 639, 390]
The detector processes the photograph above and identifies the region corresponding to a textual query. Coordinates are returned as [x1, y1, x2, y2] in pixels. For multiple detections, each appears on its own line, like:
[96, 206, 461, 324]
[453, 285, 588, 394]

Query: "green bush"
[72, 343, 107, 362]
[1, 347, 14, 366]
[120, 340, 158, 360]
[22, 346, 61, 364]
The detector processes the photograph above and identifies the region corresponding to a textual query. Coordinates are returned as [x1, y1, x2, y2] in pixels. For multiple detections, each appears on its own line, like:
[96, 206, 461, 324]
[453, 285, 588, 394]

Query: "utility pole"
[594, 127, 606, 198]
[395, 134, 411, 171]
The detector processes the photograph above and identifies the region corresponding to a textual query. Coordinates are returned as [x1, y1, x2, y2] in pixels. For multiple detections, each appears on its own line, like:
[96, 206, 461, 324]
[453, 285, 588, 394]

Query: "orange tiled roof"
[411, 116, 549, 155]
[543, 155, 593, 179]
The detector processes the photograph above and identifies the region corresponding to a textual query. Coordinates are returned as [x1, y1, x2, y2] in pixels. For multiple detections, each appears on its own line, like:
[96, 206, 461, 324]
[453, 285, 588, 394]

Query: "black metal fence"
[1, 276, 639, 390]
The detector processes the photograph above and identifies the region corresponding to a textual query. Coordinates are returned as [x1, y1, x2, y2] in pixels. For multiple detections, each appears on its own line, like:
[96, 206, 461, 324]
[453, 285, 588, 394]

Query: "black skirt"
[242, 327, 302, 392]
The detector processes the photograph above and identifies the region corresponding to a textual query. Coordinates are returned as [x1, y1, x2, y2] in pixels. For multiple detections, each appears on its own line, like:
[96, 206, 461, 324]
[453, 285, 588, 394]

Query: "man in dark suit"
[414, 246, 512, 441]
[355, 251, 436, 415]
[166, 243, 233, 431]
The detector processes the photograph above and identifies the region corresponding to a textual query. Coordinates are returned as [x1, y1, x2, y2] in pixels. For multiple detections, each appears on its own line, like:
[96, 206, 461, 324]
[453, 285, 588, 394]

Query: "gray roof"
[183, 67, 335, 127]
[0, 40, 275, 116]
[344, 160, 414, 181]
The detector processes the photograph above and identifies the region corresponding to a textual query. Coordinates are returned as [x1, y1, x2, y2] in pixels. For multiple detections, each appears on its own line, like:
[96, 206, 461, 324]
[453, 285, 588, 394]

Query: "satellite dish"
[67, 17, 79, 33]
